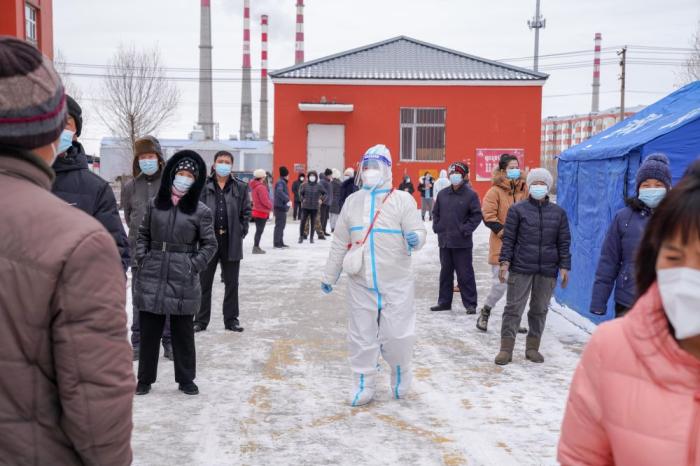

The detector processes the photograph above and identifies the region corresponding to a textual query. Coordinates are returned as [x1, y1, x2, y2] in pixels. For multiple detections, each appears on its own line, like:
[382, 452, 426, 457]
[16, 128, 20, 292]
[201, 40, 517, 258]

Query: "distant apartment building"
[0, 0, 54, 59]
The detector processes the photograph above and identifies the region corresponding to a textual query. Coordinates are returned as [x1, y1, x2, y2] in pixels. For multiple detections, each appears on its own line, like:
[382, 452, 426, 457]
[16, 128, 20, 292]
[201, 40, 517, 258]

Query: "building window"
[400, 108, 445, 162]
[25, 3, 38, 45]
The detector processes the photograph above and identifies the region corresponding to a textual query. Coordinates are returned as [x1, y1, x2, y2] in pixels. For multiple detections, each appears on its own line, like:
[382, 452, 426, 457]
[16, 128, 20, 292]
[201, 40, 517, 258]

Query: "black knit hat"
[279, 165, 290, 177]
[498, 153, 518, 170]
[324, 168, 333, 177]
[66, 95, 82, 137]
[174, 157, 198, 178]
[448, 161, 469, 177]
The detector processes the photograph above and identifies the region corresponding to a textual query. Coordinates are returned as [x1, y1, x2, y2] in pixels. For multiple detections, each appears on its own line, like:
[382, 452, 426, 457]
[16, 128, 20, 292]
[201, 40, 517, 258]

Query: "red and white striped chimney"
[591, 32, 602, 113]
[295, 0, 304, 64]
[259, 15, 269, 140]
[240, 0, 253, 139]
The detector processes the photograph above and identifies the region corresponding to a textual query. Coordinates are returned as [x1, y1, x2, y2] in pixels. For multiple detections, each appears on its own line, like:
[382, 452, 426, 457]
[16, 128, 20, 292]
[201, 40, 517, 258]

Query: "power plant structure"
[260, 15, 269, 140]
[591, 32, 602, 113]
[295, 0, 305, 64]
[239, 0, 254, 140]
[197, 0, 215, 140]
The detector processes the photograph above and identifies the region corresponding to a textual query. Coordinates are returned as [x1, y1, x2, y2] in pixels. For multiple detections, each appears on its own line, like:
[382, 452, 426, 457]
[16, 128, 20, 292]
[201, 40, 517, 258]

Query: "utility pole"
[528, 0, 546, 72]
[618, 46, 627, 121]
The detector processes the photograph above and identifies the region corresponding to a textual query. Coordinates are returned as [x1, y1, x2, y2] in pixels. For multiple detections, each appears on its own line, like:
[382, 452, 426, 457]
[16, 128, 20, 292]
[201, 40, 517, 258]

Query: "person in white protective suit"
[321, 144, 427, 407]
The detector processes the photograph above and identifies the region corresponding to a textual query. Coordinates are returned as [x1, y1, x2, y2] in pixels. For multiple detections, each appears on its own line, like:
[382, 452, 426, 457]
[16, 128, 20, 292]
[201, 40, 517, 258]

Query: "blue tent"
[556, 81, 700, 323]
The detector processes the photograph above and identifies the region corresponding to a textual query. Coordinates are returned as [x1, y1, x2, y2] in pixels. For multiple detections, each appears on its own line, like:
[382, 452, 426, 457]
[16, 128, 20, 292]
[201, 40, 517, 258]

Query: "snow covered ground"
[128, 218, 592, 466]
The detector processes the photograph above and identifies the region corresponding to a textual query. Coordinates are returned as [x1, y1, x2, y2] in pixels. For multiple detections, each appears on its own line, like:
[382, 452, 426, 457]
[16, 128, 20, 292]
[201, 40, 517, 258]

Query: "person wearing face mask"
[121, 136, 172, 360]
[195, 151, 251, 334]
[51, 95, 130, 271]
[133, 150, 217, 396]
[0, 37, 134, 464]
[250, 169, 273, 254]
[590, 154, 672, 318]
[319, 168, 334, 236]
[299, 170, 327, 243]
[431, 162, 483, 315]
[322, 144, 427, 406]
[495, 168, 571, 365]
[339, 167, 359, 211]
[398, 175, 415, 194]
[559, 170, 700, 466]
[292, 173, 305, 221]
[273, 166, 291, 248]
[418, 172, 435, 221]
[433, 169, 450, 197]
[329, 168, 343, 232]
[478, 154, 529, 333]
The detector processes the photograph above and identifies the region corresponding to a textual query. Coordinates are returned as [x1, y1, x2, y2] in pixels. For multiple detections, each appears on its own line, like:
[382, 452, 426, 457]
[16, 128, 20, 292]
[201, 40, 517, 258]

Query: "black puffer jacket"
[52, 142, 130, 270]
[499, 196, 571, 278]
[200, 175, 251, 262]
[330, 178, 343, 214]
[121, 171, 163, 267]
[134, 151, 217, 316]
[299, 171, 326, 210]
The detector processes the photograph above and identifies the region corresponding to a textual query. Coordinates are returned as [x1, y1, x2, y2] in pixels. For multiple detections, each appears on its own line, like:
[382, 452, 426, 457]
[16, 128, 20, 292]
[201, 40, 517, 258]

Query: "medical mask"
[362, 169, 382, 189]
[658, 267, 700, 339]
[139, 159, 159, 176]
[57, 129, 75, 154]
[173, 175, 194, 193]
[530, 185, 549, 200]
[506, 168, 521, 180]
[215, 163, 232, 178]
[638, 187, 667, 209]
[344, 175, 351, 181]
[449, 173, 463, 185]
[406, 178, 411, 183]
[309, 175, 317, 183]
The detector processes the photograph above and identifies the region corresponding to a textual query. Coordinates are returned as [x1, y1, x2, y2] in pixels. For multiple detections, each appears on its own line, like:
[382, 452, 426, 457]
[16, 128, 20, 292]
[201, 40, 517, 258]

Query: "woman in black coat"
[398, 175, 415, 194]
[195, 151, 251, 333]
[134, 150, 217, 396]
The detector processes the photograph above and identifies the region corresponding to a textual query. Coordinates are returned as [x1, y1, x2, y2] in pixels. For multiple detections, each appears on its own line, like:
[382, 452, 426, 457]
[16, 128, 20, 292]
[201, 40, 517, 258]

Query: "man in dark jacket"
[495, 168, 571, 366]
[431, 162, 482, 314]
[51, 95, 130, 271]
[329, 168, 343, 232]
[291, 173, 305, 220]
[121, 136, 171, 360]
[273, 166, 291, 248]
[339, 167, 358, 211]
[299, 170, 326, 243]
[319, 168, 334, 235]
[196, 150, 251, 333]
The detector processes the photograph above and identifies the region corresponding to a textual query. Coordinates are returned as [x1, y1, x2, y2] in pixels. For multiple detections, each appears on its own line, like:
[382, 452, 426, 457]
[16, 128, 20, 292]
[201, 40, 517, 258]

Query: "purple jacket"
[590, 201, 651, 312]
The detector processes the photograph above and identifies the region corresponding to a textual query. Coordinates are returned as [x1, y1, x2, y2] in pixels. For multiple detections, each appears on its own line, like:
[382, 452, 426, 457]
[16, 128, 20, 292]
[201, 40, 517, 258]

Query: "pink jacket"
[559, 283, 700, 466]
[250, 178, 272, 219]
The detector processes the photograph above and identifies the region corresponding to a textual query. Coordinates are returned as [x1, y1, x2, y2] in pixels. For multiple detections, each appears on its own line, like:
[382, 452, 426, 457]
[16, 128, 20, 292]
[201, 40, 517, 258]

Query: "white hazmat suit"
[323, 145, 426, 406]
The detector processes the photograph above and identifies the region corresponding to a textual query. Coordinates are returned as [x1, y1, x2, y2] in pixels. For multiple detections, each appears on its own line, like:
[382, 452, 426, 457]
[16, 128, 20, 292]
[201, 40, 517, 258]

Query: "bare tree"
[98, 44, 180, 150]
[679, 23, 700, 85]
[53, 49, 83, 102]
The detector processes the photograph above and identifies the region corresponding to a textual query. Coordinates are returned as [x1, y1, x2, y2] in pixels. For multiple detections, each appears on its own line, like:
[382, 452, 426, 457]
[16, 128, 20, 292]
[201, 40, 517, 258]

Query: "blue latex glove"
[405, 231, 419, 248]
[321, 283, 333, 294]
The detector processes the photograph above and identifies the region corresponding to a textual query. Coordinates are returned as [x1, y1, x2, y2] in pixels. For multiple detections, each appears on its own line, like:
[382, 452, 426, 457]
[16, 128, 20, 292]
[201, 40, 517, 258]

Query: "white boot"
[349, 372, 376, 407]
[390, 365, 412, 399]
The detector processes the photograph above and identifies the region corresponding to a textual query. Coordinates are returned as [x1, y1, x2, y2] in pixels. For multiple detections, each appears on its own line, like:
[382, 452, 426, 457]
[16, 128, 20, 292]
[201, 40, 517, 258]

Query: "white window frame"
[25, 3, 37, 45]
[400, 107, 446, 162]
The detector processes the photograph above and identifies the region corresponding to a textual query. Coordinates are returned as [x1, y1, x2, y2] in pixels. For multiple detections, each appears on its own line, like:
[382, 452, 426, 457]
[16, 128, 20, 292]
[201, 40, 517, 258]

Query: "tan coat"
[482, 168, 529, 265]
[0, 151, 134, 465]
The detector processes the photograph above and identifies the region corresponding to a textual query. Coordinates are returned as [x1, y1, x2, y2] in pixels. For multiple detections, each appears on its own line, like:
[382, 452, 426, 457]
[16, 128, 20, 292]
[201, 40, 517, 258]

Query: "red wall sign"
[475, 148, 525, 181]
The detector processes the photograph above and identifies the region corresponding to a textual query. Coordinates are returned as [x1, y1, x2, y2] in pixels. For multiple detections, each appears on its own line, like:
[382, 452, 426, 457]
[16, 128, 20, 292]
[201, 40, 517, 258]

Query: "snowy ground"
[127, 217, 592, 466]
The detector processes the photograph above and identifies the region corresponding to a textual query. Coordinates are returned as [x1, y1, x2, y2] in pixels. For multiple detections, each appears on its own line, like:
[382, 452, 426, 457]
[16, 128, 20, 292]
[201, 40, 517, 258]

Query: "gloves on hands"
[321, 283, 333, 294]
[405, 231, 419, 248]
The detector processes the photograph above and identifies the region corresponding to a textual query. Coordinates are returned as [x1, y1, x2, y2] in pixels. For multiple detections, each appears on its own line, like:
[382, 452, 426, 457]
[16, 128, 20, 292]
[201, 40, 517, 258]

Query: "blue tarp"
[556, 81, 700, 323]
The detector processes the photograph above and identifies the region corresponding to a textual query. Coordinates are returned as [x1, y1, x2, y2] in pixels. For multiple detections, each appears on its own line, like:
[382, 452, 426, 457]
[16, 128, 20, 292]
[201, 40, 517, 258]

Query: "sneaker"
[476, 306, 492, 332]
[193, 323, 206, 333]
[465, 307, 477, 315]
[225, 323, 245, 332]
[135, 383, 151, 395]
[179, 383, 199, 395]
[163, 345, 173, 361]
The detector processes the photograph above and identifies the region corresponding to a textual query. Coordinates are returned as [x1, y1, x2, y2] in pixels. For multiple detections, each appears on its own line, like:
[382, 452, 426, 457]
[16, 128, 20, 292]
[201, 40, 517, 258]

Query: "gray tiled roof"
[270, 36, 548, 81]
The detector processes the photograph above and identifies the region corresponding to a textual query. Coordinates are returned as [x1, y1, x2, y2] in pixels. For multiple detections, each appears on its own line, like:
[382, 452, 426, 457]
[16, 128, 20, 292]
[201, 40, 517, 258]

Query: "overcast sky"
[54, 0, 700, 155]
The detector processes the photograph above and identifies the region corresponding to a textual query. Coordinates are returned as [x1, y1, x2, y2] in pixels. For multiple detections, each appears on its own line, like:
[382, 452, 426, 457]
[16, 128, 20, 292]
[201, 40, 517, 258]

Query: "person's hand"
[560, 269, 569, 288]
[321, 283, 333, 294]
[499, 262, 510, 283]
[405, 231, 419, 248]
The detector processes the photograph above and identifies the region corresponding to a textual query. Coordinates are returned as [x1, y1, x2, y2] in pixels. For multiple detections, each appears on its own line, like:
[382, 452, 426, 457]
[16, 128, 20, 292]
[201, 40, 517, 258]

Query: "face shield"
[357, 145, 392, 190]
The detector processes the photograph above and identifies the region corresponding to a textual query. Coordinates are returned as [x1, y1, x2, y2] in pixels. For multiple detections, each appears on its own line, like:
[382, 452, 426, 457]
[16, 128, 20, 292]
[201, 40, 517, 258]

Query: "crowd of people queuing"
[1, 37, 700, 463]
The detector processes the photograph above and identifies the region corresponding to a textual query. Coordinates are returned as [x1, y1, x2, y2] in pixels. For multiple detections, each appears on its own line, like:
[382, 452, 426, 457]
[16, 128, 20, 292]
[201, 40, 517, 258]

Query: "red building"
[270, 36, 547, 198]
[0, 0, 53, 59]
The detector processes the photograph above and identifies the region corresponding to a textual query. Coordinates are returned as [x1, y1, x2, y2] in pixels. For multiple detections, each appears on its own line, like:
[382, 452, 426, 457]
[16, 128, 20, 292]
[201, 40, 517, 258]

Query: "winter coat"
[134, 151, 218, 316]
[590, 200, 651, 313]
[558, 283, 700, 466]
[432, 183, 483, 249]
[292, 178, 303, 202]
[418, 176, 435, 199]
[482, 168, 529, 265]
[121, 170, 163, 267]
[339, 177, 358, 211]
[200, 175, 252, 262]
[433, 169, 450, 196]
[499, 197, 571, 278]
[398, 178, 415, 194]
[250, 178, 273, 219]
[320, 176, 333, 206]
[330, 178, 343, 214]
[300, 175, 327, 211]
[274, 178, 291, 212]
[0, 149, 134, 465]
[52, 142, 130, 271]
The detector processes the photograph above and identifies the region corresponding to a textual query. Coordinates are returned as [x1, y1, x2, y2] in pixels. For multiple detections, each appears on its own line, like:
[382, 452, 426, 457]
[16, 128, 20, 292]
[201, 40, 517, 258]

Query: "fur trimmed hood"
[154, 150, 207, 215]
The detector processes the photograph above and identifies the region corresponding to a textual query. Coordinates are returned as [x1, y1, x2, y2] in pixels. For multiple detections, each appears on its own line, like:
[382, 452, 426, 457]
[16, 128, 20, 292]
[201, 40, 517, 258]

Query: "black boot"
[476, 305, 491, 332]
[430, 304, 451, 312]
[179, 382, 199, 395]
[135, 383, 151, 395]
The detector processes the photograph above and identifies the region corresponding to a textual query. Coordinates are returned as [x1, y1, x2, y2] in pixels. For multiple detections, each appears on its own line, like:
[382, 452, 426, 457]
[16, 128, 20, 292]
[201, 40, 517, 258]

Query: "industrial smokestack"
[260, 15, 269, 141]
[295, 0, 304, 64]
[239, 0, 253, 140]
[591, 32, 602, 113]
[198, 0, 214, 140]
